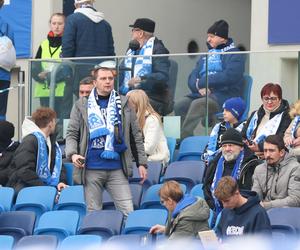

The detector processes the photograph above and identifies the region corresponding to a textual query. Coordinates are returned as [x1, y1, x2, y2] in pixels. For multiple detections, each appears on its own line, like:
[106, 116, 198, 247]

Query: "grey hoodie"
[74, 7, 104, 23]
[252, 153, 300, 209]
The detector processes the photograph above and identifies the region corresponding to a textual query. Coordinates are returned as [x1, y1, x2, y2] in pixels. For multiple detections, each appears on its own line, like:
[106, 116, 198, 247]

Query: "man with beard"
[252, 135, 300, 209]
[203, 128, 260, 215]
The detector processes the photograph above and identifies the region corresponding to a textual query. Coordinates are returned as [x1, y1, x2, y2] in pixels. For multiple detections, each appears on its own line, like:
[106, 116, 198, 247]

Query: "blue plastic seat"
[177, 136, 209, 161]
[163, 161, 205, 192]
[34, 210, 79, 242]
[58, 235, 102, 250]
[271, 225, 297, 240]
[140, 183, 186, 209]
[14, 186, 57, 222]
[123, 209, 168, 235]
[54, 185, 86, 221]
[0, 187, 15, 212]
[267, 207, 300, 232]
[63, 162, 74, 186]
[0, 211, 36, 242]
[166, 137, 176, 163]
[78, 210, 123, 240]
[14, 235, 58, 250]
[0, 235, 14, 250]
[190, 183, 204, 198]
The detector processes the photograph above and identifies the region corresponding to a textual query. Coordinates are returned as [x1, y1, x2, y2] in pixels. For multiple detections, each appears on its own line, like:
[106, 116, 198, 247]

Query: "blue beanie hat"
[223, 97, 246, 121]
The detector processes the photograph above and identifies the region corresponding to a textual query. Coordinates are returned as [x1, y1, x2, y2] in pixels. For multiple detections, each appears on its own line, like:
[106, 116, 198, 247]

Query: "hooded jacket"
[7, 117, 66, 192]
[252, 153, 300, 209]
[62, 6, 115, 57]
[165, 196, 210, 240]
[216, 191, 271, 238]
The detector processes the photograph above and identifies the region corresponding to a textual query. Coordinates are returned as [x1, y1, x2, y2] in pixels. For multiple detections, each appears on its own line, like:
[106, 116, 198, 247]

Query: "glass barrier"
[29, 50, 299, 142]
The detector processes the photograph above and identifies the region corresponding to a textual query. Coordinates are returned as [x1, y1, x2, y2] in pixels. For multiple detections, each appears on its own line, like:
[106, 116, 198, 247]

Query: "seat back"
[190, 183, 204, 198]
[166, 137, 176, 163]
[63, 162, 74, 186]
[0, 235, 14, 250]
[14, 235, 58, 250]
[267, 207, 300, 232]
[177, 136, 209, 161]
[240, 75, 253, 121]
[58, 235, 102, 250]
[163, 161, 205, 192]
[14, 186, 57, 222]
[271, 225, 297, 241]
[164, 59, 178, 115]
[123, 209, 168, 235]
[0, 211, 36, 242]
[0, 187, 15, 212]
[78, 210, 123, 239]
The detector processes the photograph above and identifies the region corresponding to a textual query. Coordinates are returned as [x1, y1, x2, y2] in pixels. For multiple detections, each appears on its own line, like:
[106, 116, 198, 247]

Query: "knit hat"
[221, 128, 244, 147]
[0, 120, 14, 149]
[207, 20, 229, 39]
[129, 18, 155, 33]
[223, 97, 246, 121]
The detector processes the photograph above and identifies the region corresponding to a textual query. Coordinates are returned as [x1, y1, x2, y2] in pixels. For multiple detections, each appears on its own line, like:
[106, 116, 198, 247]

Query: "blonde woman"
[284, 100, 300, 156]
[127, 89, 170, 166]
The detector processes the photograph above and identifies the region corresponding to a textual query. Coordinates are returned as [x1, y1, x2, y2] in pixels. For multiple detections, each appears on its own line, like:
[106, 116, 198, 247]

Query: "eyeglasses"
[98, 76, 114, 81]
[262, 96, 279, 102]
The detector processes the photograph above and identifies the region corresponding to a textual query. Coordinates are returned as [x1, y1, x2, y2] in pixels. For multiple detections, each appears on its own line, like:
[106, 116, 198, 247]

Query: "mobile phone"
[77, 158, 85, 165]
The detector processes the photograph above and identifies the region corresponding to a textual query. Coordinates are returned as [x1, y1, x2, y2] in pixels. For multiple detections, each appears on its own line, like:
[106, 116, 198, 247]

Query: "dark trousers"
[0, 80, 10, 120]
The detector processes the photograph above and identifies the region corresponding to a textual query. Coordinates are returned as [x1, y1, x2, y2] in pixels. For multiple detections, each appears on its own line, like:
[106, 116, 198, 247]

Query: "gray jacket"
[252, 153, 300, 209]
[65, 95, 147, 184]
[166, 198, 210, 240]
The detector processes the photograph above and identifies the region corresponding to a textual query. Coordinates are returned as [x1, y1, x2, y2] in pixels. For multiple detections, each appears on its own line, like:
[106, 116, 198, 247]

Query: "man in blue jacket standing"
[175, 20, 245, 138]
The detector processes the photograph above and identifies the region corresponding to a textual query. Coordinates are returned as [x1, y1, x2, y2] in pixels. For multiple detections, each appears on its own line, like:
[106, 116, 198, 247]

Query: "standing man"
[175, 20, 245, 138]
[214, 176, 271, 238]
[252, 135, 300, 209]
[0, 0, 15, 121]
[65, 66, 147, 216]
[119, 18, 170, 116]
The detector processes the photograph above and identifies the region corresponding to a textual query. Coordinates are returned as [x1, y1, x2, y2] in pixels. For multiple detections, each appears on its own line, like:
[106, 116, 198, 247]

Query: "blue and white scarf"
[246, 111, 283, 144]
[291, 116, 300, 140]
[121, 37, 155, 94]
[211, 150, 244, 214]
[88, 88, 126, 160]
[33, 132, 62, 186]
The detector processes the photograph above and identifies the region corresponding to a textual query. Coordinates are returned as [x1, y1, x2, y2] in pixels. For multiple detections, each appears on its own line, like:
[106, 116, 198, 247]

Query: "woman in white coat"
[127, 89, 170, 167]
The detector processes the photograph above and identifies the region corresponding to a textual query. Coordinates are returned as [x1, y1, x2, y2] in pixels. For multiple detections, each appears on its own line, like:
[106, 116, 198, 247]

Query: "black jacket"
[7, 134, 66, 192]
[203, 146, 261, 210]
[241, 99, 291, 151]
[0, 141, 19, 186]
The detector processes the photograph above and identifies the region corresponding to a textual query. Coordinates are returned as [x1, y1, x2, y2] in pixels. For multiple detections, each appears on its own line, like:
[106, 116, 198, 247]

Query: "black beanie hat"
[221, 128, 243, 147]
[207, 20, 229, 39]
[0, 120, 14, 148]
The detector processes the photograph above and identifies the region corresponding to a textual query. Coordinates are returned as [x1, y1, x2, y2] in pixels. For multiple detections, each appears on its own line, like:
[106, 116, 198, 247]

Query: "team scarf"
[88, 88, 126, 160]
[246, 111, 284, 144]
[121, 36, 155, 94]
[33, 132, 62, 186]
[211, 150, 244, 214]
[290, 116, 300, 140]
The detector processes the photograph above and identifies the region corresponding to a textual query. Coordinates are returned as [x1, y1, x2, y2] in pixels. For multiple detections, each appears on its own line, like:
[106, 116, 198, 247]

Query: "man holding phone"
[66, 66, 147, 217]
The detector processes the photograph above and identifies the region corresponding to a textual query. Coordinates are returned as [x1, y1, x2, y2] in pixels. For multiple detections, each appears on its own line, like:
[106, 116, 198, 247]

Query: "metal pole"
[49, 63, 60, 109]
[17, 70, 25, 141]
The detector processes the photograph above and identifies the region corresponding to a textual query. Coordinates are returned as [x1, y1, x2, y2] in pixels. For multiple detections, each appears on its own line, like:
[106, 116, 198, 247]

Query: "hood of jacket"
[22, 116, 47, 139]
[233, 190, 260, 215]
[74, 6, 104, 23]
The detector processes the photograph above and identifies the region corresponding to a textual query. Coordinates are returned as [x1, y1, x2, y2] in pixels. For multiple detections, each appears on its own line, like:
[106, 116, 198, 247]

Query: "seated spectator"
[79, 76, 94, 97]
[252, 135, 300, 209]
[241, 83, 290, 158]
[127, 89, 170, 167]
[174, 20, 245, 138]
[203, 97, 246, 164]
[7, 107, 67, 192]
[284, 99, 300, 157]
[203, 128, 260, 215]
[0, 121, 19, 186]
[119, 18, 170, 116]
[149, 180, 210, 240]
[215, 176, 271, 238]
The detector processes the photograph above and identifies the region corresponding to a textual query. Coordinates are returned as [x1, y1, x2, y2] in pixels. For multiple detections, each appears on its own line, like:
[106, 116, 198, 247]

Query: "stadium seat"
[0, 235, 14, 250]
[14, 186, 56, 222]
[140, 183, 186, 209]
[271, 224, 297, 240]
[63, 162, 74, 186]
[166, 137, 176, 163]
[14, 235, 58, 250]
[190, 183, 204, 198]
[177, 136, 209, 161]
[123, 209, 168, 235]
[57, 235, 102, 250]
[78, 210, 123, 240]
[0, 187, 15, 212]
[267, 207, 300, 232]
[106, 234, 143, 248]
[0, 211, 36, 242]
[34, 210, 79, 242]
[54, 185, 86, 221]
[163, 161, 205, 192]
